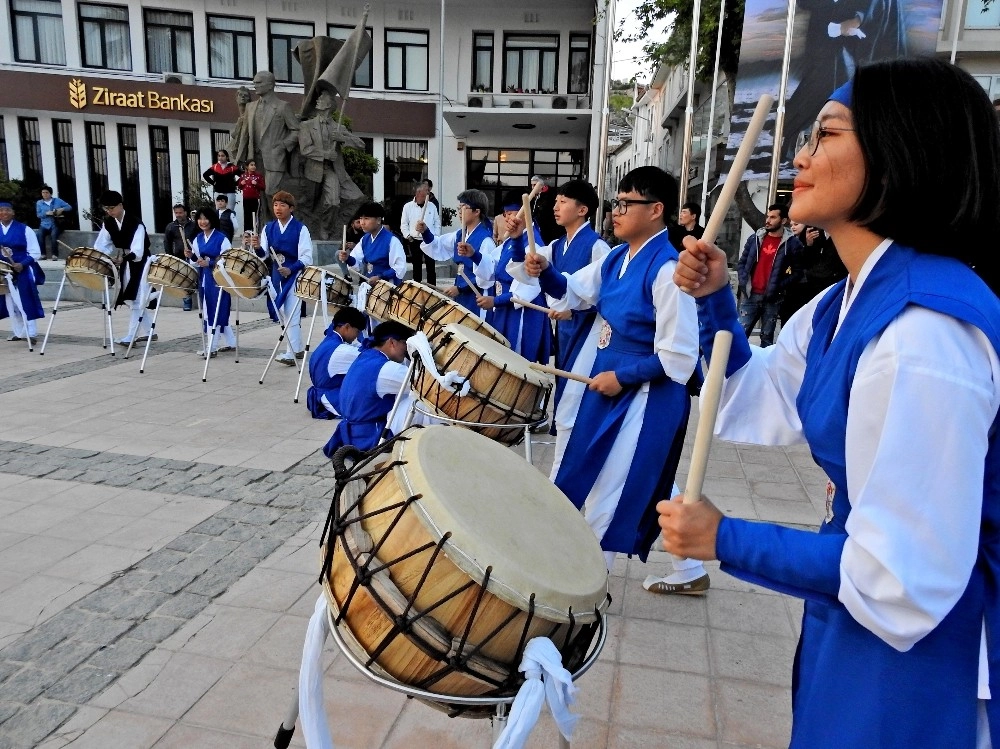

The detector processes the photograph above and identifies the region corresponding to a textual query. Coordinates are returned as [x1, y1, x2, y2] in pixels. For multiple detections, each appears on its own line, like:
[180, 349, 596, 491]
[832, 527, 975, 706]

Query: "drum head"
[391, 426, 607, 620]
[439, 324, 548, 388]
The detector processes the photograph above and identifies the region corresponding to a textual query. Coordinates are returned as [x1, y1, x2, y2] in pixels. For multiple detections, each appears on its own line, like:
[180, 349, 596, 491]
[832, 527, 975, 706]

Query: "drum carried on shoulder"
[322, 426, 608, 715]
[65, 248, 116, 291]
[213, 248, 267, 299]
[147, 255, 198, 298]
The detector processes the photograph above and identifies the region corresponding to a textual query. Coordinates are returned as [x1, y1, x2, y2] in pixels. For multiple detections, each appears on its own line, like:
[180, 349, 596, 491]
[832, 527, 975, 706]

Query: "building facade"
[0, 0, 610, 233]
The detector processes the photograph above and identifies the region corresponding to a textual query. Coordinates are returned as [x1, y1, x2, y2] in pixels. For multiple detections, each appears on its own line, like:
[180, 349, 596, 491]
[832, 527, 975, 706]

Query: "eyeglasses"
[610, 198, 659, 214]
[806, 121, 856, 156]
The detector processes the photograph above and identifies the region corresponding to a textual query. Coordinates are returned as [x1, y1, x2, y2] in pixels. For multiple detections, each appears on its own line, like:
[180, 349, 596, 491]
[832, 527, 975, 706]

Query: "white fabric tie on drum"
[299, 594, 339, 749]
[355, 281, 371, 314]
[406, 332, 472, 396]
[492, 637, 579, 749]
[215, 256, 243, 295]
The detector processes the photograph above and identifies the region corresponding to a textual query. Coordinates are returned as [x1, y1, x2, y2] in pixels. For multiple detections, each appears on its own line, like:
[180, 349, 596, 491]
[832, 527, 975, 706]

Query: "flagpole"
[595, 0, 616, 232]
[701, 0, 726, 215]
[678, 0, 704, 213]
[437, 0, 446, 198]
[768, 0, 797, 205]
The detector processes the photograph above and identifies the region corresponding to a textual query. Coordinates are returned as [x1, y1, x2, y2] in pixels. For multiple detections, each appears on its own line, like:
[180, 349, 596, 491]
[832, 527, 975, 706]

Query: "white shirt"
[258, 218, 313, 266]
[400, 199, 440, 240]
[327, 339, 361, 378]
[95, 213, 147, 258]
[508, 227, 698, 385]
[421, 228, 497, 289]
[715, 239, 1000, 661]
[0, 222, 40, 261]
[346, 226, 407, 281]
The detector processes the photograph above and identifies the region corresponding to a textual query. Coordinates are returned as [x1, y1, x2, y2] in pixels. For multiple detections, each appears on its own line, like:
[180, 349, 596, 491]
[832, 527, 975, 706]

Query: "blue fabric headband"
[0, 201, 13, 209]
[502, 202, 522, 212]
[829, 80, 853, 108]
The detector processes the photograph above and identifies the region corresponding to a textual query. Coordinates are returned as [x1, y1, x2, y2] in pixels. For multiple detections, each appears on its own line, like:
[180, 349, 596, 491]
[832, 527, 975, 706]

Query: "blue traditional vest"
[712, 244, 1000, 748]
[0, 221, 30, 262]
[360, 227, 397, 285]
[453, 223, 492, 292]
[307, 327, 347, 419]
[265, 217, 305, 306]
[322, 347, 396, 457]
[0, 220, 45, 321]
[551, 223, 601, 277]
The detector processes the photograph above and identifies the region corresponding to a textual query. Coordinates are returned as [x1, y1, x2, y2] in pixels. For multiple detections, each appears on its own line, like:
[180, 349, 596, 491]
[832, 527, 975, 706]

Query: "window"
[208, 15, 254, 80]
[472, 33, 493, 92]
[269, 20, 313, 84]
[52, 120, 79, 230]
[328, 24, 373, 88]
[466, 147, 583, 214]
[85, 122, 109, 213]
[118, 124, 140, 214]
[18, 117, 42, 189]
[973, 74, 1000, 101]
[503, 34, 558, 94]
[967, 1, 1000, 27]
[180, 128, 201, 206]
[568, 34, 590, 94]
[144, 9, 193, 74]
[385, 29, 428, 91]
[149, 126, 171, 230]
[384, 139, 428, 199]
[0, 117, 8, 179]
[79, 3, 131, 70]
[11, 0, 65, 65]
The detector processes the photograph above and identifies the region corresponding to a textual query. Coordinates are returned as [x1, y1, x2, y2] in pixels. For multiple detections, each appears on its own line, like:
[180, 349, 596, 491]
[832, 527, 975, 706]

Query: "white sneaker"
[276, 352, 296, 366]
[196, 349, 218, 358]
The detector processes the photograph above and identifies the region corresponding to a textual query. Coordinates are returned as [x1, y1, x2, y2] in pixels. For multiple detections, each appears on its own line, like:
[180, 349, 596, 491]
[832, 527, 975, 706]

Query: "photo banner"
[725, 0, 945, 181]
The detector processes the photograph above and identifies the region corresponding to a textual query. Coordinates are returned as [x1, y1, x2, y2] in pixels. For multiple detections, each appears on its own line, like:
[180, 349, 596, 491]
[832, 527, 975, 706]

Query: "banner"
[726, 0, 945, 180]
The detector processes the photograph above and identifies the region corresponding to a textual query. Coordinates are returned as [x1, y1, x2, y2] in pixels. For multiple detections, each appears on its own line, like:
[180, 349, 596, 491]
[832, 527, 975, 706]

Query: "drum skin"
[147, 255, 198, 298]
[65, 248, 115, 291]
[323, 426, 608, 709]
[212, 248, 267, 299]
[0, 260, 10, 295]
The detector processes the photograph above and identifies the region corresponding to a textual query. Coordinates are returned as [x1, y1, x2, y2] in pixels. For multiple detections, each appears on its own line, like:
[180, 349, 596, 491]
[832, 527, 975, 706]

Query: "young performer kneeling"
[306, 307, 368, 419]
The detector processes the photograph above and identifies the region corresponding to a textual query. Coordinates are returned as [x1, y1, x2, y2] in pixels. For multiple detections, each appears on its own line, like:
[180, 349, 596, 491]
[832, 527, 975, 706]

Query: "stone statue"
[242, 71, 300, 220]
[227, 85, 252, 166]
[298, 91, 366, 240]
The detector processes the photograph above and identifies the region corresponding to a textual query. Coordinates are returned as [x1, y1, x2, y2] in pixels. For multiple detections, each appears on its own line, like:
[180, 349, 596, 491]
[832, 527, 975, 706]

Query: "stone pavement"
[0, 301, 827, 749]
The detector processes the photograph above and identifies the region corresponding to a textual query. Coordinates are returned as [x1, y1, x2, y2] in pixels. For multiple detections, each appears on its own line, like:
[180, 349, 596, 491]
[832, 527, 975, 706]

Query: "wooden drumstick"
[457, 267, 482, 299]
[460, 205, 467, 245]
[58, 240, 76, 255]
[520, 194, 537, 255]
[510, 296, 549, 314]
[680, 97, 771, 504]
[530, 362, 594, 386]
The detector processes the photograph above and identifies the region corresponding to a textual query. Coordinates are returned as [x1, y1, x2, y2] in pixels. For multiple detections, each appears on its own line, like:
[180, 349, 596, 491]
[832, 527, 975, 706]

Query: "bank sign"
[68, 78, 215, 113]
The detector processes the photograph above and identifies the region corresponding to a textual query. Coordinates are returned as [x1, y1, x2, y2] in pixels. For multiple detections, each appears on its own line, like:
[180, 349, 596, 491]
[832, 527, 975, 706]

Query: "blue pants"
[739, 292, 780, 347]
[36, 226, 60, 258]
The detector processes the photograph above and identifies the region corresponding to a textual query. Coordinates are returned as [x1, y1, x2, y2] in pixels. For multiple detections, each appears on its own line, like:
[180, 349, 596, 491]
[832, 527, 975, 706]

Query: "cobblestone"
[0, 701, 77, 749]
[86, 638, 155, 671]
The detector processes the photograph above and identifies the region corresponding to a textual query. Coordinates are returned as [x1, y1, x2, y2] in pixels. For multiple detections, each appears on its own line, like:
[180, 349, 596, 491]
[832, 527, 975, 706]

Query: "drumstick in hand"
[511, 296, 549, 314]
[457, 267, 482, 298]
[520, 195, 537, 255]
[530, 363, 594, 386]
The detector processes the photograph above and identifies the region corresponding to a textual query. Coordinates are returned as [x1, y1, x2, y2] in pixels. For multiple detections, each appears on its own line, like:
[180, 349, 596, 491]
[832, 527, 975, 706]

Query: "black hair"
[172, 203, 187, 211]
[41, 185, 53, 193]
[681, 201, 702, 219]
[501, 187, 529, 209]
[617, 166, 677, 223]
[333, 307, 368, 330]
[457, 189, 489, 217]
[100, 190, 124, 207]
[768, 203, 789, 220]
[371, 320, 414, 345]
[217, 149, 230, 159]
[192, 206, 220, 230]
[556, 180, 600, 220]
[356, 201, 385, 219]
[215, 194, 228, 204]
[848, 58, 1000, 293]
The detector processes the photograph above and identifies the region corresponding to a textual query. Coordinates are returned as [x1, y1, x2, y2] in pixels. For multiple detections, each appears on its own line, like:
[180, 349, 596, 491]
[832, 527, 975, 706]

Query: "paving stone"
[32, 639, 102, 674]
[144, 571, 198, 595]
[0, 660, 19, 685]
[77, 586, 136, 615]
[108, 590, 171, 620]
[128, 616, 186, 643]
[163, 533, 212, 553]
[239, 536, 285, 560]
[219, 524, 259, 542]
[0, 667, 62, 704]
[86, 637, 156, 671]
[0, 701, 77, 749]
[242, 507, 284, 525]
[154, 592, 211, 620]
[135, 548, 187, 573]
[74, 615, 136, 645]
[44, 665, 120, 703]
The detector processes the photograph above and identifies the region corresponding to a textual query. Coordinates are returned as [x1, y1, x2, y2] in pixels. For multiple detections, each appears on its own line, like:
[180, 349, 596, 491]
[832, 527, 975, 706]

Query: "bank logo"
[69, 79, 87, 110]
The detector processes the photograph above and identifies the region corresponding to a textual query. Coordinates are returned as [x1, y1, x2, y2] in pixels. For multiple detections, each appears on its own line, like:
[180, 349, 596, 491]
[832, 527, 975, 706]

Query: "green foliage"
[622, 0, 746, 84]
[440, 205, 456, 227]
[343, 146, 380, 197]
[609, 92, 634, 112]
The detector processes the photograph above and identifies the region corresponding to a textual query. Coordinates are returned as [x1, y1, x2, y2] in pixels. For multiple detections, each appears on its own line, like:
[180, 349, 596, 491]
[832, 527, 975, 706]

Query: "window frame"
[78, 2, 132, 71]
[384, 28, 430, 91]
[143, 8, 194, 74]
[568, 33, 591, 95]
[10, 0, 66, 65]
[502, 32, 559, 94]
[207, 14, 255, 80]
[268, 19, 314, 84]
[328, 23, 373, 89]
[472, 32, 494, 92]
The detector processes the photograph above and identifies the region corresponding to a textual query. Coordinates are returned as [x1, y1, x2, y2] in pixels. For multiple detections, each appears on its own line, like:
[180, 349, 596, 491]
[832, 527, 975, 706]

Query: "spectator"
[529, 175, 560, 244]
[34, 186, 72, 261]
[215, 195, 236, 242]
[236, 159, 265, 231]
[668, 201, 704, 250]
[425, 179, 440, 211]
[779, 222, 847, 324]
[203, 149, 241, 231]
[162, 203, 198, 311]
[399, 182, 441, 284]
[736, 203, 802, 347]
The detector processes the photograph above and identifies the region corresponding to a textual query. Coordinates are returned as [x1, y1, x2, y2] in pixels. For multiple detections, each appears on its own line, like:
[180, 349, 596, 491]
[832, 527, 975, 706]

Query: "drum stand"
[258, 288, 302, 385]
[40, 271, 116, 357]
[202, 286, 228, 383]
[292, 287, 333, 404]
[274, 598, 606, 749]
[1, 271, 34, 353]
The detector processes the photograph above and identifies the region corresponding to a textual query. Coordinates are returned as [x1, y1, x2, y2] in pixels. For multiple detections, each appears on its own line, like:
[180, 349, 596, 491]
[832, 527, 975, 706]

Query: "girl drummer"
[662, 58, 1000, 747]
[187, 207, 237, 357]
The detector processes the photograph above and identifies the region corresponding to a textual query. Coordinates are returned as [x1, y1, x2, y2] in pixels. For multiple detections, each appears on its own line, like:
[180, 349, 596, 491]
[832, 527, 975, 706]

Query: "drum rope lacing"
[318, 432, 600, 707]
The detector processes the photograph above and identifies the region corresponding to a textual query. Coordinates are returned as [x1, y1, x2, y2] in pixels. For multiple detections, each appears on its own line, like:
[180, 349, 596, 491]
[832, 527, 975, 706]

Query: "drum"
[412, 324, 550, 446]
[419, 293, 508, 347]
[146, 255, 198, 298]
[322, 426, 608, 713]
[212, 248, 267, 299]
[0, 259, 11, 295]
[295, 266, 352, 306]
[364, 279, 396, 323]
[65, 248, 116, 291]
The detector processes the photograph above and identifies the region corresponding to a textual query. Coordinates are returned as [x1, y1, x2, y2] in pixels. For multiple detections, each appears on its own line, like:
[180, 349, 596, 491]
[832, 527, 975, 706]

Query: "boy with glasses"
[510, 166, 709, 593]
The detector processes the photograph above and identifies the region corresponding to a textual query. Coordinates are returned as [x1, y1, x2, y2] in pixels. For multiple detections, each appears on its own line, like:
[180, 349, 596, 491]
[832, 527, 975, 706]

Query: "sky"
[611, 0, 666, 84]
